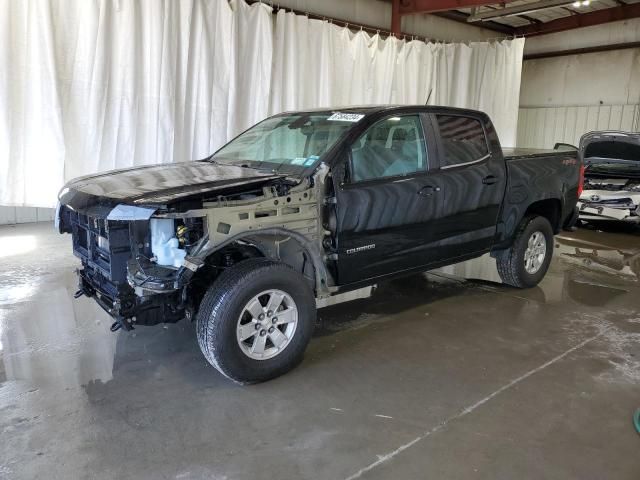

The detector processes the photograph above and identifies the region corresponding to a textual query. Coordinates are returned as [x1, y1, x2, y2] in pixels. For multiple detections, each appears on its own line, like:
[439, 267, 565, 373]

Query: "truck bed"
[502, 147, 572, 160]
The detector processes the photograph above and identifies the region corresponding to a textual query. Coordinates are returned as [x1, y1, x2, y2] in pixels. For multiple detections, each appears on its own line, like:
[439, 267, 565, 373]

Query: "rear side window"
[436, 115, 489, 168]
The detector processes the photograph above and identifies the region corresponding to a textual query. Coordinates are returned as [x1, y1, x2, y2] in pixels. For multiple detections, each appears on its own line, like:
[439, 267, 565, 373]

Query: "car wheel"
[496, 215, 554, 288]
[196, 258, 316, 384]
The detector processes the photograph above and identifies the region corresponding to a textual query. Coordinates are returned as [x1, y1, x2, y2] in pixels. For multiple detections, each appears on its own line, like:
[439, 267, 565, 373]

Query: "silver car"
[568, 131, 640, 224]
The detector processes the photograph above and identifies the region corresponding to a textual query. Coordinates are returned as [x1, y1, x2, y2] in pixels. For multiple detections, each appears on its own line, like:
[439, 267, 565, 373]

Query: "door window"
[349, 115, 427, 183]
[436, 115, 489, 168]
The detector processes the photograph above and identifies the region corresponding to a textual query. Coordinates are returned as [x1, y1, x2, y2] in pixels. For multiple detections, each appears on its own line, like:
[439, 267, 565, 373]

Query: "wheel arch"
[523, 198, 562, 233]
[492, 198, 562, 256]
[190, 227, 333, 297]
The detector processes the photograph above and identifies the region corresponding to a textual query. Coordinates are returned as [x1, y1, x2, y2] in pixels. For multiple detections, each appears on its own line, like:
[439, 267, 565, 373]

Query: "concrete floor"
[1, 222, 639, 480]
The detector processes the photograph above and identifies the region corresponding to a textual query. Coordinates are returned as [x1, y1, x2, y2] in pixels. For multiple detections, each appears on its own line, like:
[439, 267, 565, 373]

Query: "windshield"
[211, 113, 358, 173]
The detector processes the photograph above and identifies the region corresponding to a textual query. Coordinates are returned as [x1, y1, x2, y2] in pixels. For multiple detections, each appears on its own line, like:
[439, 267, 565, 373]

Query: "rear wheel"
[496, 215, 554, 288]
[196, 258, 316, 384]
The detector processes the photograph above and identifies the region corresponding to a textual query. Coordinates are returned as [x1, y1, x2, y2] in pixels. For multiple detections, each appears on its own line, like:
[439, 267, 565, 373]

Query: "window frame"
[342, 113, 433, 187]
[431, 113, 491, 170]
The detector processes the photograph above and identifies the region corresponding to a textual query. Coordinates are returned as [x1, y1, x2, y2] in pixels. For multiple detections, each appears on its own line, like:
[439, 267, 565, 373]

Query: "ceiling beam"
[483, 4, 542, 25]
[391, 0, 514, 34]
[433, 10, 516, 33]
[468, 0, 576, 22]
[397, 0, 507, 15]
[516, 2, 640, 36]
[516, 14, 543, 24]
[560, 6, 578, 15]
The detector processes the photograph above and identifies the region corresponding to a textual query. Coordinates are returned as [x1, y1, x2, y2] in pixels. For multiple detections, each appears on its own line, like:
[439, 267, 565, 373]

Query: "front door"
[334, 114, 443, 284]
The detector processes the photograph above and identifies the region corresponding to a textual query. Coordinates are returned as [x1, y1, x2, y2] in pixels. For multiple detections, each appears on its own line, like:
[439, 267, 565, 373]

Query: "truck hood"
[58, 161, 286, 211]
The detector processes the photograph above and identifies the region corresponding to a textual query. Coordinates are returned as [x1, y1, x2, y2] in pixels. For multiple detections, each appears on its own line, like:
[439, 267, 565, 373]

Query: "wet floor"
[1, 223, 639, 479]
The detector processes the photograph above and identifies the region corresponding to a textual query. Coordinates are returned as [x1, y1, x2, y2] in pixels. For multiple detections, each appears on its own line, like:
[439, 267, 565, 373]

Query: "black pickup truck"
[56, 106, 581, 383]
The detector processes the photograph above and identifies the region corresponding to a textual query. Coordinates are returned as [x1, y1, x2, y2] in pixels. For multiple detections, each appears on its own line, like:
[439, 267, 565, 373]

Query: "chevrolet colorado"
[56, 106, 582, 383]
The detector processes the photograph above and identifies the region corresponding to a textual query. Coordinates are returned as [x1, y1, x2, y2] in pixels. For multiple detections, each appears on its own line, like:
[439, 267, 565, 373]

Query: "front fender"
[185, 227, 334, 297]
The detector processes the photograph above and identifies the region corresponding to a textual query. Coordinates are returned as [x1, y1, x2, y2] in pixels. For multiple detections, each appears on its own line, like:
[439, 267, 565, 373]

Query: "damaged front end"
[56, 163, 333, 332]
[56, 110, 357, 331]
[577, 131, 640, 224]
[578, 179, 640, 223]
[58, 204, 206, 331]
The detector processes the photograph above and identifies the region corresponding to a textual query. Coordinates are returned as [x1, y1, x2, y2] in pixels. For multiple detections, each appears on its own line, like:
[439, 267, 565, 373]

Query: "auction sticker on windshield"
[328, 112, 365, 122]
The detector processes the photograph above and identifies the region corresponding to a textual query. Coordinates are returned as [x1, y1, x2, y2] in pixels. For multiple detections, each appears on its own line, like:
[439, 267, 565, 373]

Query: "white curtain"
[270, 9, 524, 148]
[0, 0, 524, 208]
[0, 0, 272, 207]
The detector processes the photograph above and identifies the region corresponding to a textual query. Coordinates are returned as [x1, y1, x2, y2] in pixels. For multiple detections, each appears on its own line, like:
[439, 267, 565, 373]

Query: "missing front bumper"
[77, 265, 187, 330]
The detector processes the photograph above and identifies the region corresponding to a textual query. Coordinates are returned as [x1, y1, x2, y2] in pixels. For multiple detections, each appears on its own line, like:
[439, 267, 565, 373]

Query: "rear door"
[334, 113, 443, 284]
[425, 113, 507, 257]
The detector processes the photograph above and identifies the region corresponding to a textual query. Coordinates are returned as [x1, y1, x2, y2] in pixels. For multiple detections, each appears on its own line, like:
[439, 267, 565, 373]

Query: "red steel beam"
[398, 0, 507, 15]
[516, 2, 640, 36]
[392, 0, 510, 36]
[392, 0, 402, 35]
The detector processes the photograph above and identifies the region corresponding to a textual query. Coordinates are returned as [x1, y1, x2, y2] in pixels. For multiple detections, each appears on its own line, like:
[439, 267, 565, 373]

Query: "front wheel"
[496, 215, 554, 288]
[196, 258, 316, 384]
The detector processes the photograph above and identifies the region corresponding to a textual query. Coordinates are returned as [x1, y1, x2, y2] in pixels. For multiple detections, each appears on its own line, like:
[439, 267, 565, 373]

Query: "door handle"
[482, 175, 498, 185]
[417, 185, 441, 197]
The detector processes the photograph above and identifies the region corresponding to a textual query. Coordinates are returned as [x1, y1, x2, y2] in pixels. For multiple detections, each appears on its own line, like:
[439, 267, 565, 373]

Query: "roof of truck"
[277, 105, 487, 117]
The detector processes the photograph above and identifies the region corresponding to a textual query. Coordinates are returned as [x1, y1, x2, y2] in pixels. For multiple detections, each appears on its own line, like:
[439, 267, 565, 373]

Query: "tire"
[196, 258, 316, 384]
[496, 215, 554, 288]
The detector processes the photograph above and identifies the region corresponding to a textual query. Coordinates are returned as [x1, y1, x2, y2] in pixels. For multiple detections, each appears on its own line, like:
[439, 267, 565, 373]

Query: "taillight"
[577, 164, 585, 197]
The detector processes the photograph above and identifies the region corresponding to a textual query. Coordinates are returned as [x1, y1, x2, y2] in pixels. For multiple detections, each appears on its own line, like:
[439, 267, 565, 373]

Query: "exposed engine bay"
[579, 177, 640, 222]
[577, 131, 640, 223]
[56, 161, 336, 332]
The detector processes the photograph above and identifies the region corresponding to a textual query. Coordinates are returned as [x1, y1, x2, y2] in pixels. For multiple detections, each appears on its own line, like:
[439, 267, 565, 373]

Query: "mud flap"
[563, 207, 579, 231]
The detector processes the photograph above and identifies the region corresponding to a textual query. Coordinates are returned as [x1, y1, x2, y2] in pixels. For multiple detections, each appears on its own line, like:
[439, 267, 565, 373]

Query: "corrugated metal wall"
[0, 206, 55, 225]
[517, 104, 640, 149]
